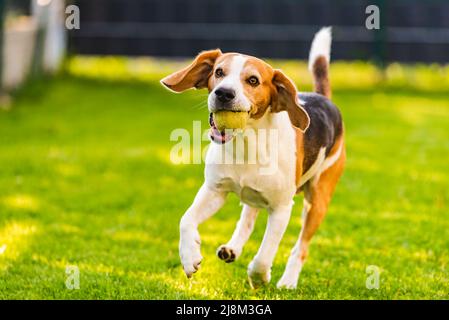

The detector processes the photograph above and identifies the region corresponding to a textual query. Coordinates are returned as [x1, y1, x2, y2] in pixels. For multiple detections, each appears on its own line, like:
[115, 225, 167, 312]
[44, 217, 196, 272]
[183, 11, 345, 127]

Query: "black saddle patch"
[298, 92, 343, 174]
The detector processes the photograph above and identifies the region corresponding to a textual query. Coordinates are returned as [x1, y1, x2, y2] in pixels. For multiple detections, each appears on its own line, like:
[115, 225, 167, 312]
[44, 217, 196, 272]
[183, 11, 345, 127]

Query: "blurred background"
[1, 0, 449, 299]
[1, 0, 449, 92]
[70, 0, 449, 62]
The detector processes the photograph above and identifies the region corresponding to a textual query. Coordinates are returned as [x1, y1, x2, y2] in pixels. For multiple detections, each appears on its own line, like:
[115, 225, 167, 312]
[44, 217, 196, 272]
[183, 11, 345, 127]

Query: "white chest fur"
[204, 111, 297, 210]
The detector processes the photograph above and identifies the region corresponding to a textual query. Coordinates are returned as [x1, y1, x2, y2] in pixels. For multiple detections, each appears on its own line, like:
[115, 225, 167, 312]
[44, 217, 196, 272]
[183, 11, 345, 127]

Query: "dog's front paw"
[247, 261, 271, 289]
[179, 231, 203, 278]
[216, 245, 239, 263]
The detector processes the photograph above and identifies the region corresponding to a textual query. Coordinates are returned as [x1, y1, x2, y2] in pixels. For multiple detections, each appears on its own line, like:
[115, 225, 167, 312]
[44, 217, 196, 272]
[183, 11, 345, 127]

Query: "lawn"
[0, 58, 448, 299]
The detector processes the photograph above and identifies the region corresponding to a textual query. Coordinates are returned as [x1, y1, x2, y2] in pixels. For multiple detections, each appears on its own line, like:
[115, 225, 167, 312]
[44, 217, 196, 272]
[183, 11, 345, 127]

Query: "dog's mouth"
[209, 113, 235, 144]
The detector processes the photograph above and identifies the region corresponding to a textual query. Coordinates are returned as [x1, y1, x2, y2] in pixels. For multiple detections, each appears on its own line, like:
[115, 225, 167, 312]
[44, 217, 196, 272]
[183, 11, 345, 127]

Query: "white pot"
[2, 17, 37, 90]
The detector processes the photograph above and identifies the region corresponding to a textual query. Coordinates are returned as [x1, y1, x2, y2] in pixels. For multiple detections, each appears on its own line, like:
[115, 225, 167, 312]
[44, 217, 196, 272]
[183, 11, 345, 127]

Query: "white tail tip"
[308, 27, 332, 71]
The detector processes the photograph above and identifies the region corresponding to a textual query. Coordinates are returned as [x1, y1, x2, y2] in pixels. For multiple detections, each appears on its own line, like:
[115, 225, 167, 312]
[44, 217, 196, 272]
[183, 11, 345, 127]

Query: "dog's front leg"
[179, 184, 227, 278]
[247, 204, 292, 288]
[217, 205, 259, 263]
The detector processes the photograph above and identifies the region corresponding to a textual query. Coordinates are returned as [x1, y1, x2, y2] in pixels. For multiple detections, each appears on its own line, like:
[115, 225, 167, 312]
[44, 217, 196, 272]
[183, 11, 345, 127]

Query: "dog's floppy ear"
[271, 69, 310, 132]
[160, 49, 222, 92]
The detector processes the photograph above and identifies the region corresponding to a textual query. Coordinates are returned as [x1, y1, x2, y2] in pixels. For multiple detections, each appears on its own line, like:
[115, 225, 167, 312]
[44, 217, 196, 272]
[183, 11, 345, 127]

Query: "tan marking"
[296, 130, 344, 192]
[271, 70, 310, 131]
[161, 49, 222, 92]
[324, 133, 344, 161]
[299, 135, 345, 258]
[312, 55, 331, 99]
[241, 57, 275, 119]
[294, 128, 305, 186]
[207, 53, 239, 91]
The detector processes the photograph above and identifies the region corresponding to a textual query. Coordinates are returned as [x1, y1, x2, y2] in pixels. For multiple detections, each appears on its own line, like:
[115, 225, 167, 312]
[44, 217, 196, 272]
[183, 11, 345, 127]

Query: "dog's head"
[161, 50, 309, 143]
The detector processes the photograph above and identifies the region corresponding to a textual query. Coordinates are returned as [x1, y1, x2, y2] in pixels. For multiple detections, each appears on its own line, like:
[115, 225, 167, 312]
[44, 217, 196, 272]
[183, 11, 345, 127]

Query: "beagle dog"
[161, 27, 345, 289]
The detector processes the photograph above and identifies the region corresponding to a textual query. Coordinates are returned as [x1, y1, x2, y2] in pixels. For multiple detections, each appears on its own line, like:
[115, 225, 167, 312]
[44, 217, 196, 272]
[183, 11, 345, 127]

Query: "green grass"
[0, 60, 449, 299]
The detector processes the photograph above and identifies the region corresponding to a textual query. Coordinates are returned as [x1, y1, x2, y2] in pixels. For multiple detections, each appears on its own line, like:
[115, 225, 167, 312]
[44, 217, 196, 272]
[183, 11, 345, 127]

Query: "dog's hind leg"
[247, 203, 293, 289]
[179, 184, 227, 278]
[217, 205, 259, 263]
[277, 142, 345, 289]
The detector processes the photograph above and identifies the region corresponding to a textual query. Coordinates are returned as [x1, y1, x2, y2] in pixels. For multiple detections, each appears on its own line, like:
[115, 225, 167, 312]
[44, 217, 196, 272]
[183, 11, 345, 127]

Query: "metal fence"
[68, 0, 448, 63]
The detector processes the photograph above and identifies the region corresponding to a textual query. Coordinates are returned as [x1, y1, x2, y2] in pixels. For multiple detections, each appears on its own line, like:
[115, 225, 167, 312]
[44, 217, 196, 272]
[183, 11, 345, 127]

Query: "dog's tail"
[308, 27, 332, 99]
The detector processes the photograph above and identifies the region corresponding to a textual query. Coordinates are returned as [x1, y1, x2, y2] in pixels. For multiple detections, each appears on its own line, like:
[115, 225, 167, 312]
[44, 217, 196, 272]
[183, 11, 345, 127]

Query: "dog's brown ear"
[271, 69, 310, 132]
[160, 49, 222, 92]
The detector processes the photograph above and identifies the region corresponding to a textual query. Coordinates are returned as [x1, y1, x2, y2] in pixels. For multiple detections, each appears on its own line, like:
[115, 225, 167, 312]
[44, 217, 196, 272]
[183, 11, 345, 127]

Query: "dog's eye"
[247, 76, 259, 86]
[215, 68, 224, 78]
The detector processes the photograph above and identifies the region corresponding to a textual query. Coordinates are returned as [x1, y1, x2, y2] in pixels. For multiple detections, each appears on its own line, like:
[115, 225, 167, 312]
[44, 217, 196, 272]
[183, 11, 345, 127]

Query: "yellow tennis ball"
[213, 111, 249, 131]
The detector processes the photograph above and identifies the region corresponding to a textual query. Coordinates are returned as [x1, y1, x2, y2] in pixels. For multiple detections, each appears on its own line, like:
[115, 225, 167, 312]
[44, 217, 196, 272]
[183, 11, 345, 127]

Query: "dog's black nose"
[215, 88, 235, 103]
